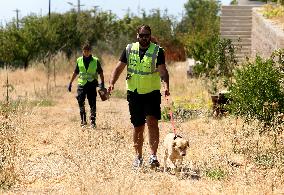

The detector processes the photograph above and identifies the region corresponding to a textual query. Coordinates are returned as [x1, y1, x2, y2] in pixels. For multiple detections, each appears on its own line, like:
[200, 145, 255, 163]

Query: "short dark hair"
[82, 43, 92, 51]
[137, 24, 151, 34]
[151, 36, 159, 44]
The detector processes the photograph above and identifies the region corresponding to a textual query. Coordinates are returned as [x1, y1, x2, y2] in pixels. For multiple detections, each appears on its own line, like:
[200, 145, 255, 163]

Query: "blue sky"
[0, 0, 231, 24]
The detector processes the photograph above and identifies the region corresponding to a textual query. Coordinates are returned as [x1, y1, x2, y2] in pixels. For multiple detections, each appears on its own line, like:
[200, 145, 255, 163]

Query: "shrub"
[192, 37, 238, 94]
[192, 37, 238, 77]
[230, 0, 238, 5]
[228, 56, 284, 126]
[261, 4, 284, 19]
[161, 101, 205, 122]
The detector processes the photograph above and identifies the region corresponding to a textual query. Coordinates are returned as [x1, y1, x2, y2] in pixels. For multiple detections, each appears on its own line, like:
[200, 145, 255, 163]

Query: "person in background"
[68, 43, 105, 128]
[108, 24, 170, 168]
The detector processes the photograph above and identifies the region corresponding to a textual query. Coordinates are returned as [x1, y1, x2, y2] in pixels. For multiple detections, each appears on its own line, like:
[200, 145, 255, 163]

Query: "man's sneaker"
[90, 123, 96, 129]
[133, 156, 143, 168]
[149, 155, 160, 168]
[81, 121, 87, 127]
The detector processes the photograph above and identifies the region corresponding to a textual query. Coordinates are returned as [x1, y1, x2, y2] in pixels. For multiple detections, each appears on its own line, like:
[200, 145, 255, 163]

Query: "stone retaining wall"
[251, 8, 284, 58]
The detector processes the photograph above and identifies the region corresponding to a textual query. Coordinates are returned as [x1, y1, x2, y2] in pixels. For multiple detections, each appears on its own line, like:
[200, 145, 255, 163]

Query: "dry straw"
[0, 54, 283, 194]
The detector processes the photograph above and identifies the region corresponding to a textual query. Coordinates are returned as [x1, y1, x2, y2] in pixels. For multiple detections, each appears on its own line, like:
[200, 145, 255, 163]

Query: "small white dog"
[163, 133, 189, 172]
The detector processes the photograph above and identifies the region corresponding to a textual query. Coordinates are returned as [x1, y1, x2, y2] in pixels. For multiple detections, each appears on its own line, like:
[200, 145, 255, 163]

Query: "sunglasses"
[138, 33, 151, 38]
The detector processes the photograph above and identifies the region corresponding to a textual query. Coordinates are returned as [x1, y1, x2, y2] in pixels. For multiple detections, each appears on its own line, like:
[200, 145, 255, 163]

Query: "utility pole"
[78, 0, 80, 13]
[49, 0, 51, 19]
[67, 0, 84, 13]
[137, 0, 141, 17]
[13, 9, 20, 28]
[77, 0, 85, 13]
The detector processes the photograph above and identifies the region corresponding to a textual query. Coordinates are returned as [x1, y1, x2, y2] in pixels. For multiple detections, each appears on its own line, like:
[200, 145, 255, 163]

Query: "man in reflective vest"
[68, 43, 105, 128]
[108, 24, 170, 168]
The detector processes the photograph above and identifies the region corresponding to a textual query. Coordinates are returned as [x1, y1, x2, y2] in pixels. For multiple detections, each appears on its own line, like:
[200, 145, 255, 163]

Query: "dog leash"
[163, 84, 177, 136]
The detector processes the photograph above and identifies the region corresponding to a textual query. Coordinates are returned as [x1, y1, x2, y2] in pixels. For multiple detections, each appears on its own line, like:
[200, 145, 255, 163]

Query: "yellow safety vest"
[126, 42, 161, 94]
[77, 56, 98, 86]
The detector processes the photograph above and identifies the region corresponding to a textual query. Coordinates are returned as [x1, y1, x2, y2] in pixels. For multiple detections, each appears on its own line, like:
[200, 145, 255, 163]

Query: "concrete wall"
[251, 8, 284, 58]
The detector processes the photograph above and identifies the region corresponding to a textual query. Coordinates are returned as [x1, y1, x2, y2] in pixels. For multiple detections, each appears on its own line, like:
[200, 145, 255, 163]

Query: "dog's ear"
[186, 140, 189, 147]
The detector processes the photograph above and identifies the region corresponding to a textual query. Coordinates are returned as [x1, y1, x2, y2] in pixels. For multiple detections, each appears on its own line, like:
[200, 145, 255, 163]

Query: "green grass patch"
[206, 168, 226, 180]
[0, 98, 55, 114]
[29, 99, 55, 107]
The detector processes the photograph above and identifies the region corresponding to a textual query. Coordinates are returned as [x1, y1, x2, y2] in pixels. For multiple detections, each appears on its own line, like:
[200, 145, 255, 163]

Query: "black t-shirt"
[74, 55, 103, 86]
[74, 55, 103, 74]
[119, 44, 165, 67]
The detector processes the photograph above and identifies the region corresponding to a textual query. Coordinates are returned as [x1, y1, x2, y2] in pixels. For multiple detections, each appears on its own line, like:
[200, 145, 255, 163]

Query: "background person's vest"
[126, 42, 161, 94]
[77, 56, 98, 86]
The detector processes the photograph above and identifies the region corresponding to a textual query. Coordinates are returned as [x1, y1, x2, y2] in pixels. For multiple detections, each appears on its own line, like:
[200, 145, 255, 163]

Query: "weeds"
[255, 153, 276, 168]
[0, 98, 54, 110]
[29, 99, 55, 107]
[1, 58, 284, 193]
[161, 99, 207, 122]
[0, 80, 55, 190]
[0, 103, 18, 190]
[205, 168, 226, 180]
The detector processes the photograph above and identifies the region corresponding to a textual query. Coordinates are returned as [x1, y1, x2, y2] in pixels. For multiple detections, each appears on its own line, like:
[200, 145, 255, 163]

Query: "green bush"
[230, 0, 238, 5]
[261, 4, 284, 19]
[192, 37, 238, 94]
[192, 37, 237, 78]
[259, 0, 284, 5]
[228, 56, 284, 126]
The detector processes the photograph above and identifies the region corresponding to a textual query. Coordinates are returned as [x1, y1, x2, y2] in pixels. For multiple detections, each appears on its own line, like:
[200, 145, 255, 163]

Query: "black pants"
[76, 82, 97, 123]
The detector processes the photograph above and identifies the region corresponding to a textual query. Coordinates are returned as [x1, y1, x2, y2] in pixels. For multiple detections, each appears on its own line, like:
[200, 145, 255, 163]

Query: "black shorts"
[127, 90, 161, 127]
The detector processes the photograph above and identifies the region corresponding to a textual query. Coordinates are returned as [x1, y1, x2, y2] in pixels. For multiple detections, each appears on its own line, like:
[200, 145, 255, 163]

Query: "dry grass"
[259, 4, 284, 30]
[0, 54, 284, 194]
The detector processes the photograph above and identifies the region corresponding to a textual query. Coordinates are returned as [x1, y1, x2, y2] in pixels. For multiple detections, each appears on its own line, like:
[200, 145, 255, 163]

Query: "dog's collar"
[173, 134, 182, 140]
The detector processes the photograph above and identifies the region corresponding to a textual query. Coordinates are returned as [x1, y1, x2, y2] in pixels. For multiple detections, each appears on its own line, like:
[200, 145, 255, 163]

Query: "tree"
[0, 7, 186, 69]
[176, 0, 221, 59]
[0, 15, 58, 69]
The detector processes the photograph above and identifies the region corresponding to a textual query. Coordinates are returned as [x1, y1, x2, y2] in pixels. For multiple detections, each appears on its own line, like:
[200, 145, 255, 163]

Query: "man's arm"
[70, 64, 79, 85]
[68, 72, 78, 92]
[108, 61, 127, 93]
[99, 71, 105, 87]
[69, 72, 78, 84]
[97, 61, 105, 88]
[158, 64, 170, 96]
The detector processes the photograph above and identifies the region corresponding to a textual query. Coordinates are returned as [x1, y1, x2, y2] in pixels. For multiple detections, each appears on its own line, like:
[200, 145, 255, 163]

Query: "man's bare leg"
[146, 116, 159, 155]
[133, 125, 145, 157]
